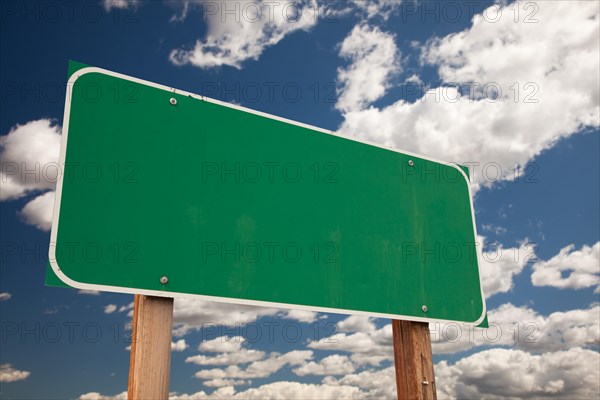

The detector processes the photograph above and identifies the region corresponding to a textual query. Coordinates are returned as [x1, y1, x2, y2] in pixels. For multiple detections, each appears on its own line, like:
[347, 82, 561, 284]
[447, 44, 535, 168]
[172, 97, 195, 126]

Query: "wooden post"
[128, 294, 174, 400]
[392, 320, 437, 400]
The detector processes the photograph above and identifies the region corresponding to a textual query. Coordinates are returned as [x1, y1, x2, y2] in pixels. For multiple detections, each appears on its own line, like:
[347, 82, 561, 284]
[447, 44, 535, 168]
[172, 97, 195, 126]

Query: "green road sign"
[47, 61, 486, 325]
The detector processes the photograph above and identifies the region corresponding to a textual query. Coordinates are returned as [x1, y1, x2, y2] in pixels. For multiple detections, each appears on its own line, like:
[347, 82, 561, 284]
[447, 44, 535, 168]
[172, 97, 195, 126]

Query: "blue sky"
[1, 1, 599, 399]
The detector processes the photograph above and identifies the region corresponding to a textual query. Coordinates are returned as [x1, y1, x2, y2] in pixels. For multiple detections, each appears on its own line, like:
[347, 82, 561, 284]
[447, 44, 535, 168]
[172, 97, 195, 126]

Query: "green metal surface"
[49, 62, 486, 324]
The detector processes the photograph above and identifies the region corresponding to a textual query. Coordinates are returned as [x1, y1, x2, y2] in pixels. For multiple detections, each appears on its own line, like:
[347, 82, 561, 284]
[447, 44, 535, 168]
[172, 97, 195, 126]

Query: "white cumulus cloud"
[478, 235, 536, 299]
[18, 190, 55, 231]
[198, 335, 246, 353]
[172, 339, 188, 352]
[186, 349, 265, 367]
[283, 309, 319, 323]
[532, 242, 600, 292]
[194, 350, 314, 381]
[350, 0, 402, 21]
[169, 382, 367, 399]
[1, 119, 61, 231]
[104, 304, 117, 314]
[78, 290, 101, 296]
[0, 119, 61, 200]
[432, 303, 600, 355]
[336, 24, 400, 113]
[172, 298, 325, 336]
[0, 364, 31, 382]
[78, 392, 127, 400]
[436, 347, 600, 399]
[337, 315, 376, 333]
[169, 0, 319, 69]
[323, 366, 396, 399]
[308, 320, 393, 367]
[292, 354, 355, 376]
[172, 298, 280, 336]
[102, 0, 138, 12]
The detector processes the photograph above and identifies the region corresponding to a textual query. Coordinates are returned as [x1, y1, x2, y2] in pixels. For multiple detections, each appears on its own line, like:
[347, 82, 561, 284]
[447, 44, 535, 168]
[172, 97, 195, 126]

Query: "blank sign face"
[48, 62, 486, 325]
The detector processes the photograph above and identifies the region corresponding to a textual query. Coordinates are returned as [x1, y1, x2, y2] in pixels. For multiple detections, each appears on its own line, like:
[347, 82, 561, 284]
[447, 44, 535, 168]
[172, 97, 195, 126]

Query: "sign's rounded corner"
[472, 301, 488, 326]
[448, 162, 472, 191]
[48, 253, 87, 290]
[67, 66, 109, 86]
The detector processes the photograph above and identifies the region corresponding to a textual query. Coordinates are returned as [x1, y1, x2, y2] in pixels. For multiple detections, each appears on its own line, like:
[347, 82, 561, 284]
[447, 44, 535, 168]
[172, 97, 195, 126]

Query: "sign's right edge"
[449, 165, 488, 326]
